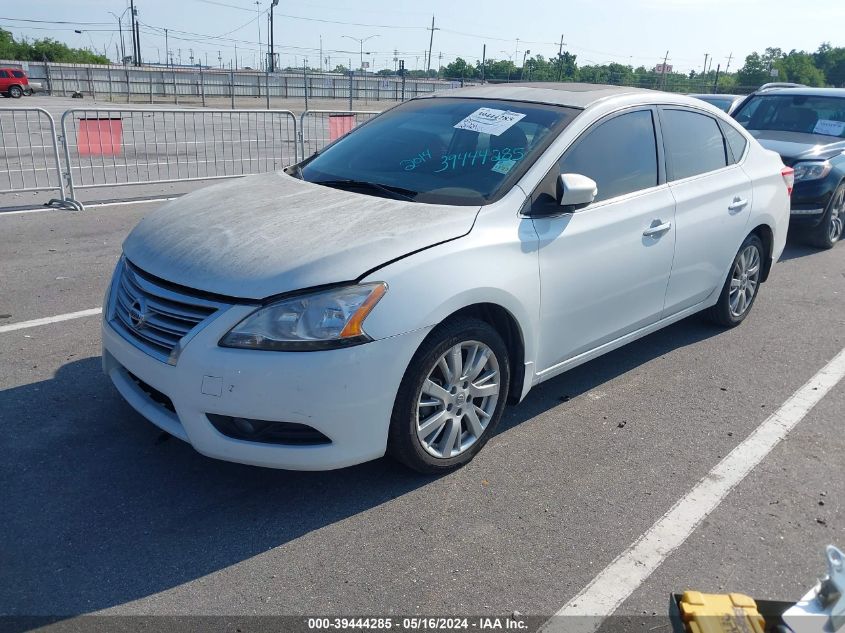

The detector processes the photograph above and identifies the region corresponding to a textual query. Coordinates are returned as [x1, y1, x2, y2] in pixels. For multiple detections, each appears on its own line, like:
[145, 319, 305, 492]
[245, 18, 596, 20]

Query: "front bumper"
[789, 178, 838, 227]
[102, 305, 430, 470]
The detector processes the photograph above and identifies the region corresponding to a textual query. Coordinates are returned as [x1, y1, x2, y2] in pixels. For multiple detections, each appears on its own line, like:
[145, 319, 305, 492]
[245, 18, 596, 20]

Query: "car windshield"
[734, 94, 845, 138]
[299, 98, 578, 205]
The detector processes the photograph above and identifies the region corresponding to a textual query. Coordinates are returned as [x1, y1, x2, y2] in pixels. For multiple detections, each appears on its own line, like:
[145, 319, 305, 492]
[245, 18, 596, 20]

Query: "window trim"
[526, 105, 666, 215]
[656, 106, 734, 183]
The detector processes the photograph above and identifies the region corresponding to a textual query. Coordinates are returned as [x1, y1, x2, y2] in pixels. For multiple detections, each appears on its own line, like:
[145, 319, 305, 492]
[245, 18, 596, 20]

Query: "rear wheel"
[8, 85, 23, 99]
[387, 317, 510, 474]
[808, 182, 845, 250]
[707, 234, 764, 328]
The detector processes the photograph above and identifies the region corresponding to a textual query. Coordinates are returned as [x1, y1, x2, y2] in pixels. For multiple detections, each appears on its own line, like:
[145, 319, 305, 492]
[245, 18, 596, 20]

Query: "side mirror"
[558, 173, 597, 211]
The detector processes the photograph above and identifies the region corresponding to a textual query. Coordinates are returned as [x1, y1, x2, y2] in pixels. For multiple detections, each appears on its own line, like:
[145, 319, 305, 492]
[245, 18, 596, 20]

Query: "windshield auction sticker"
[454, 108, 526, 136]
[813, 119, 845, 137]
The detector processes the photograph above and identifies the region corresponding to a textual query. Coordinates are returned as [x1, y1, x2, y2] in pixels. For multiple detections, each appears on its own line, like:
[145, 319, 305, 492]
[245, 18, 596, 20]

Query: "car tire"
[8, 85, 23, 99]
[387, 317, 510, 474]
[706, 233, 765, 328]
[807, 182, 845, 250]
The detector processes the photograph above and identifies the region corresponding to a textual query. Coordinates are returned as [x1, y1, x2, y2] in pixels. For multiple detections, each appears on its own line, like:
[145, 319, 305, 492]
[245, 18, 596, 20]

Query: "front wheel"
[387, 317, 510, 474]
[8, 85, 23, 99]
[707, 234, 764, 328]
[808, 183, 844, 250]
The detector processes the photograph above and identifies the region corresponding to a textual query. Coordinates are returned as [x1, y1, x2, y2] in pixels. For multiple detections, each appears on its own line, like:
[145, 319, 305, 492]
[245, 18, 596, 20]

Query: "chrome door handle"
[728, 197, 749, 212]
[643, 221, 672, 237]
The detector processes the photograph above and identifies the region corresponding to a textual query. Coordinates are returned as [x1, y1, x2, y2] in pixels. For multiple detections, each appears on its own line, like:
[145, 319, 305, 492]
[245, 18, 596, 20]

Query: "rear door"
[659, 107, 753, 315]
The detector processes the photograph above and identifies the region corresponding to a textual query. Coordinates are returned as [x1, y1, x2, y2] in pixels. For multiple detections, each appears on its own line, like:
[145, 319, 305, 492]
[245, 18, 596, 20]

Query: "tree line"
[0, 29, 110, 65]
[438, 44, 845, 92]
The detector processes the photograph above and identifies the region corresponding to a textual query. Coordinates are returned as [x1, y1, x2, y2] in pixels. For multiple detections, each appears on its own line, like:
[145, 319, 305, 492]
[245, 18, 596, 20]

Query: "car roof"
[753, 87, 845, 98]
[423, 82, 663, 109]
[688, 93, 741, 99]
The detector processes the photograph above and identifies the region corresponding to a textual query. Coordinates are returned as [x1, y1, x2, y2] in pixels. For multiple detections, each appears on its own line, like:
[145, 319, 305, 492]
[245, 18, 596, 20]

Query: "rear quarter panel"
[742, 144, 790, 264]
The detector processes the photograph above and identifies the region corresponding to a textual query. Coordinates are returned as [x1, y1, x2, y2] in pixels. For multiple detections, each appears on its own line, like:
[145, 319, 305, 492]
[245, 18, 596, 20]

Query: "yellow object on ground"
[679, 591, 766, 633]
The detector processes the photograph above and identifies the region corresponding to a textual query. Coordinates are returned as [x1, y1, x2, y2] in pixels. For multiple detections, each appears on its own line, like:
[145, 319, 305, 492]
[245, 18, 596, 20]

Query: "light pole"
[108, 9, 130, 64]
[342, 34, 379, 73]
[520, 49, 530, 80]
[73, 29, 99, 55]
[268, 0, 279, 72]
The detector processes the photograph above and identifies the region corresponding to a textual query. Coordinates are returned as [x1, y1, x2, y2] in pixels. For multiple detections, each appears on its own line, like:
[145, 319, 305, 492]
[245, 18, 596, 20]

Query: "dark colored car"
[688, 94, 744, 113]
[733, 87, 845, 249]
[0, 67, 30, 98]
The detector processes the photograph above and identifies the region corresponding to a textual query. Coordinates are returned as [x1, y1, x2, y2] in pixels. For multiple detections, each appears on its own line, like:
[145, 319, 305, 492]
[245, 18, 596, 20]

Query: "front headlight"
[793, 161, 832, 182]
[219, 282, 387, 351]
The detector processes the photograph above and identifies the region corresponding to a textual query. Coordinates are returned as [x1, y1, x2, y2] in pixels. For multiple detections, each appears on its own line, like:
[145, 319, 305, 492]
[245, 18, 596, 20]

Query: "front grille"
[110, 260, 224, 363]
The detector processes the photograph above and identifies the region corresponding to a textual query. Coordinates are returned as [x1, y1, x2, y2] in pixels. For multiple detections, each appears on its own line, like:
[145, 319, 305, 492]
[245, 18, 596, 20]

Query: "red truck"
[0, 67, 30, 98]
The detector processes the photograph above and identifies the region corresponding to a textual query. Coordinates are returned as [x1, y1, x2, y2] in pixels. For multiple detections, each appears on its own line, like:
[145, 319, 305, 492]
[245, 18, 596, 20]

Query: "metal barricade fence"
[0, 108, 77, 209]
[59, 108, 298, 204]
[299, 110, 381, 160]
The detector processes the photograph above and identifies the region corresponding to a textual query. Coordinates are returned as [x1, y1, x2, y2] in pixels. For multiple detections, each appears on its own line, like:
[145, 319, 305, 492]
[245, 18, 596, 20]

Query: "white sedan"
[102, 84, 792, 473]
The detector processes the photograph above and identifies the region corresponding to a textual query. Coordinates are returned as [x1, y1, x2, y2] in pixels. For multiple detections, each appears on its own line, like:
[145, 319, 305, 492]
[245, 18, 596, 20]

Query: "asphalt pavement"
[0, 199, 843, 632]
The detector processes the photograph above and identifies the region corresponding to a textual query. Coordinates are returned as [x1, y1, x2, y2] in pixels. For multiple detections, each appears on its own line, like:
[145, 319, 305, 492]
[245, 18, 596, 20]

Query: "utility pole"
[189, 49, 194, 66]
[724, 52, 733, 75]
[437, 51, 443, 77]
[320, 35, 323, 73]
[269, 0, 279, 72]
[134, 9, 141, 64]
[556, 34, 565, 81]
[703, 53, 709, 75]
[178, 48, 182, 65]
[164, 28, 169, 67]
[255, 0, 262, 71]
[660, 50, 669, 89]
[234, 43, 238, 70]
[218, 51, 222, 69]
[481, 44, 486, 84]
[713, 63, 721, 93]
[426, 15, 437, 74]
[129, 0, 137, 65]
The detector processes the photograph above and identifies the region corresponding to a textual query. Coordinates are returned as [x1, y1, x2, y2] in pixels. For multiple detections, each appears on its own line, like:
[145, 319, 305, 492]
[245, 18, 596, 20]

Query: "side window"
[662, 109, 728, 180]
[722, 123, 748, 164]
[558, 110, 659, 203]
[0, 71, 9, 78]
[12, 71, 24, 78]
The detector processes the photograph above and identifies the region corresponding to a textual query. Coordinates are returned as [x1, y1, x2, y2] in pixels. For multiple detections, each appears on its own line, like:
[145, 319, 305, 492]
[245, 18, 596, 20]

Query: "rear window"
[0, 71, 8, 78]
[661, 109, 728, 180]
[299, 98, 578, 205]
[12, 71, 25, 78]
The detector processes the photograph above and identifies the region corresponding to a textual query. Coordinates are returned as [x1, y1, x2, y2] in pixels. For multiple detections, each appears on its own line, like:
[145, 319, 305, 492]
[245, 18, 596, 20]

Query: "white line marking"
[0, 307, 102, 333]
[542, 345, 845, 633]
[0, 197, 177, 216]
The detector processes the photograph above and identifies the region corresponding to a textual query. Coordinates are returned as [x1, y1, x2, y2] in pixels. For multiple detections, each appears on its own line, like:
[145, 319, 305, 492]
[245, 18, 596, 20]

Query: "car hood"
[749, 130, 845, 163]
[123, 172, 479, 300]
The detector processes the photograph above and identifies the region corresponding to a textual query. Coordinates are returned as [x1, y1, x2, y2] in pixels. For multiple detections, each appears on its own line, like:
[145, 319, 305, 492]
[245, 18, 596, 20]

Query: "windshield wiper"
[314, 179, 418, 202]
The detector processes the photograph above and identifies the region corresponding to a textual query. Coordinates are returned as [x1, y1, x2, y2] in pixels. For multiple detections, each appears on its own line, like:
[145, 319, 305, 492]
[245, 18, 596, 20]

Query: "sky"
[2, 0, 844, 74]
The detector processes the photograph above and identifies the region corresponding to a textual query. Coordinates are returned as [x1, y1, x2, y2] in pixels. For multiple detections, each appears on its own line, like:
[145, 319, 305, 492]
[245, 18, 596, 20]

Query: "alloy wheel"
[729, 244, 761, 318]
[829, 186, 844, 244]
[415, 341, 501, 459]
